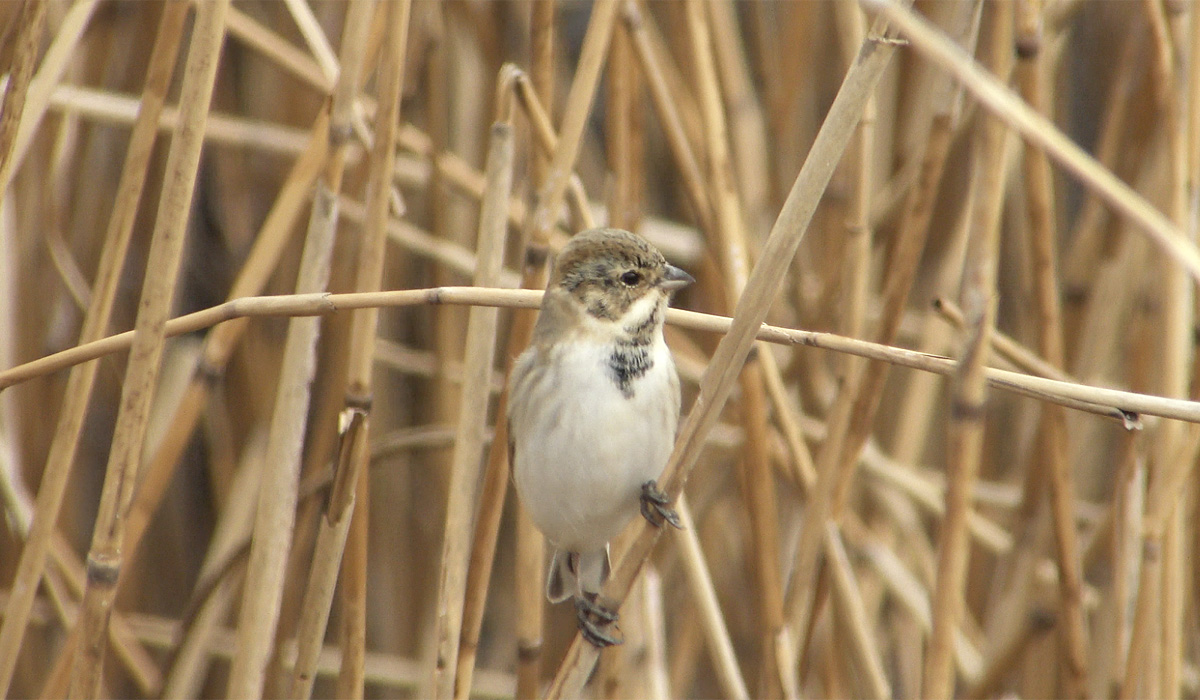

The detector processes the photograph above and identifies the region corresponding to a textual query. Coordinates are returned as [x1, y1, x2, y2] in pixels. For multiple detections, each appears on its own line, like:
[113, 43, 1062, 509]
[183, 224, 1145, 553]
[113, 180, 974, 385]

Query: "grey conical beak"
[660, 264, 695, 291]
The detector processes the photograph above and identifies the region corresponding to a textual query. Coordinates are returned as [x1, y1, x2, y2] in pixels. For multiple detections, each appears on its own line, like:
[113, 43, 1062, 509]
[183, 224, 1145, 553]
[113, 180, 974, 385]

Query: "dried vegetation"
[0, 0, 1197, 698]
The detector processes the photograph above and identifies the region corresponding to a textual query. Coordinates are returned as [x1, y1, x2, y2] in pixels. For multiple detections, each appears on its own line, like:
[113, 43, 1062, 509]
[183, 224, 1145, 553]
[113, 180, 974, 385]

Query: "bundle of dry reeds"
[0, 0, 1198, 698]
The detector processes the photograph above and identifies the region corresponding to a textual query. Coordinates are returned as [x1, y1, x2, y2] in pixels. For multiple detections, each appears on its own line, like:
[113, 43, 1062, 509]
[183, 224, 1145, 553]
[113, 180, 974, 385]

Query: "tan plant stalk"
[708, 0, 771, 234]
[325, 4, 411, 699]
[431, 114, 516, 700]
[922, 3, 1011, 693]
[864, 0, 1200, 284]
[595, 25, 644, 695]
[825, 524, 891, 699]
[10, 286, 1200, 426]
[0, 0, 47, 195]
[686, 2, 785, 696]
[543, 12, 903, 697]
[1061, 30, 1143, 288]
[783, 0, 958, 671]
[64, 3, 230, 697]
[221, 114, 339, 700]
[673, 497, 750, 700]
[277, 4, 379, 697]
[1014, 2, 1089, 694]
[2, 0, 97, 191]
[0, 2, 189, 694]
[161, 427, 265, 699]
[1121, 4, 1193, 698]
[35, 538, 164, 694]
[120, 109, 330, 579]
[621, 0, 713, 233]
[334, 454, 370, 700]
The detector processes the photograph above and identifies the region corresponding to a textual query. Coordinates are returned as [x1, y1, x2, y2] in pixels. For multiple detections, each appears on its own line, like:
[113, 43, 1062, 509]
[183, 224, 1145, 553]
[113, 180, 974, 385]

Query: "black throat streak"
[607, 304, 661, 398]
[608, 342, 653, 399]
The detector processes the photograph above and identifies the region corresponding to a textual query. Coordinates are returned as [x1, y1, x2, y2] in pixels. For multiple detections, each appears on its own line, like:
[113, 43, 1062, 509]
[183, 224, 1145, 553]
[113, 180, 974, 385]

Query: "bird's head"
[547, 228, 693, 335]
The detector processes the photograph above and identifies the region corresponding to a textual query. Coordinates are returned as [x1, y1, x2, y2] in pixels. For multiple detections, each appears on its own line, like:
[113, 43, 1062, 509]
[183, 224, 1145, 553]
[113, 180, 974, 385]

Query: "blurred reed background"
[0, 0, 1198, 698]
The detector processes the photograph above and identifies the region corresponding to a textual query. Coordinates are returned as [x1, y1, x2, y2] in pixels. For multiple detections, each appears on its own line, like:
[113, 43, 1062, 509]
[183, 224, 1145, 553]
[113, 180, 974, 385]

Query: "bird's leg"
[640, 480, 682, 529]
[575, 594, 622, 647]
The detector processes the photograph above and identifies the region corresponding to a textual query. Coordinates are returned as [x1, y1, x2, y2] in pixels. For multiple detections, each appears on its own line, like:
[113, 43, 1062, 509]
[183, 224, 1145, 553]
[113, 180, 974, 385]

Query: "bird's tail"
[546, 546, 611, 604]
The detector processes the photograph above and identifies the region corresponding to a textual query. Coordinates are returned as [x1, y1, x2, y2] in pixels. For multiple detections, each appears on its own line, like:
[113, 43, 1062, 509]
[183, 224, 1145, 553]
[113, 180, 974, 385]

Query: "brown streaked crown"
[548, 228, 673, 322]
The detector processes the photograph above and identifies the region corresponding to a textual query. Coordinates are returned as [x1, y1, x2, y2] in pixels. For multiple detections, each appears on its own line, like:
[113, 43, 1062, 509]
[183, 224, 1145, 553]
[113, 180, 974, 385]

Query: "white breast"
[509, 336, 679, 554]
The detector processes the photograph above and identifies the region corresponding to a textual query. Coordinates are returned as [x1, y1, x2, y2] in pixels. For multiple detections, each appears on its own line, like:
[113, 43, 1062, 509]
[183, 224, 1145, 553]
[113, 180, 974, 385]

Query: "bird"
[507, 227, 693, 647]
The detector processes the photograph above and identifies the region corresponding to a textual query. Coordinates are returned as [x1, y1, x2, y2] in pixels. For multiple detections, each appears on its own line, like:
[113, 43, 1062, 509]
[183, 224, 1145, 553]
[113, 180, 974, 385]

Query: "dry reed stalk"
[865, 0, 1200, 284]
[222, 119, 338, 700]
[858, 444, 1012, 555]
[0, 576, 522, 696]
[431, 113, 515, 700]
[621, 0, 713, 233]
[159, 427, 264, 698]
[322, 5, 410, 700]
[1121, 5, 1193, 698]
[686, 2, 785, 696]
[0, 0, 47, 195]
[827, 6, 882, 692]
[120, 109, 330, 575]
[832, 0, 874, 350]
[758, 349, 817, 493]
[43, 84, 311, 155]
[935, 296, 1134, 400]
[13, 285, 1200, 425]
[782, 0, 939, 664]
[527, 0, 617, 248]
[2, 0, 95, 192]
[509, 70, 597, 240]
[334, 467, 369, 700]
[784, 2, 976, 670]
[922, 3, 1011, 695]
[673, 497, 750, 700]
[708, 0, 770, 235]
[1157, 12, 1200, 700]
[279, 5, 378, 697]
[224, 5, 330, 93]
[968, 609, 1056, 699]
[281, 0, 338, 80]
[857, 532, 982, 679]
[512, 14, 550, 682]
[0, 2, 189, 694]
[824, 524, 890, 699]
[607, 8, 641, 234]
[66, 3, 230, 696]
[545, 12, 902, 697]
[423, 6, 458, 545]
[347, 199, 520, 285]
[1014, 3, 1089, 694]
[39, 537, 163, 694]
[1159, 507, 1185, 699]
[434, 79, 523, 699]
[640, 568, 671, 699]
[1061, 29, 1144, 289]
[34, 290, 1200, 419]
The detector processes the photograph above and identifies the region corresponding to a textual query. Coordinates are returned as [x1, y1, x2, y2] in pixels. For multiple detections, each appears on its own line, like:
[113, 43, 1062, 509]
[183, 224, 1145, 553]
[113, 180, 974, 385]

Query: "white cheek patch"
[619, 291, 662, 330]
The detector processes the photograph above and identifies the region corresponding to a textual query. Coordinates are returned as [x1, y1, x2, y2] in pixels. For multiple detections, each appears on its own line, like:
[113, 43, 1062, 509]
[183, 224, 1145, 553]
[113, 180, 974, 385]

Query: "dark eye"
[620, 270, 641, 286]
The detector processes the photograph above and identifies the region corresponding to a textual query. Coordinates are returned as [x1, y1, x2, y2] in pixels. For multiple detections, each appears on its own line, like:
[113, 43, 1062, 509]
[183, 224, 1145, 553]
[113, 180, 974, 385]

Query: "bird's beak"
[660, 264, 695, 291]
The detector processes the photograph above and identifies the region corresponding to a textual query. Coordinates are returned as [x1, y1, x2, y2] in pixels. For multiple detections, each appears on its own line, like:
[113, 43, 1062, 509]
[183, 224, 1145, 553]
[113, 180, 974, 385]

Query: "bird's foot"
[640, 480, 682, 529]
[575, 595, 622, 647]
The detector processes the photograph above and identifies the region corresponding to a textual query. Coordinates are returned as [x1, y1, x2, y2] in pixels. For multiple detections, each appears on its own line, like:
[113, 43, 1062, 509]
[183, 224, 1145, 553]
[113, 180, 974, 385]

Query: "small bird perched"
[508, 227, 693, 647]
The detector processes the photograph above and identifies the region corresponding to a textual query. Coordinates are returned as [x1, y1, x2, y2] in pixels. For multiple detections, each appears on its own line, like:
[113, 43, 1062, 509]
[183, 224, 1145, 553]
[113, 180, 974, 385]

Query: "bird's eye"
[620, 270, 641, 286]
